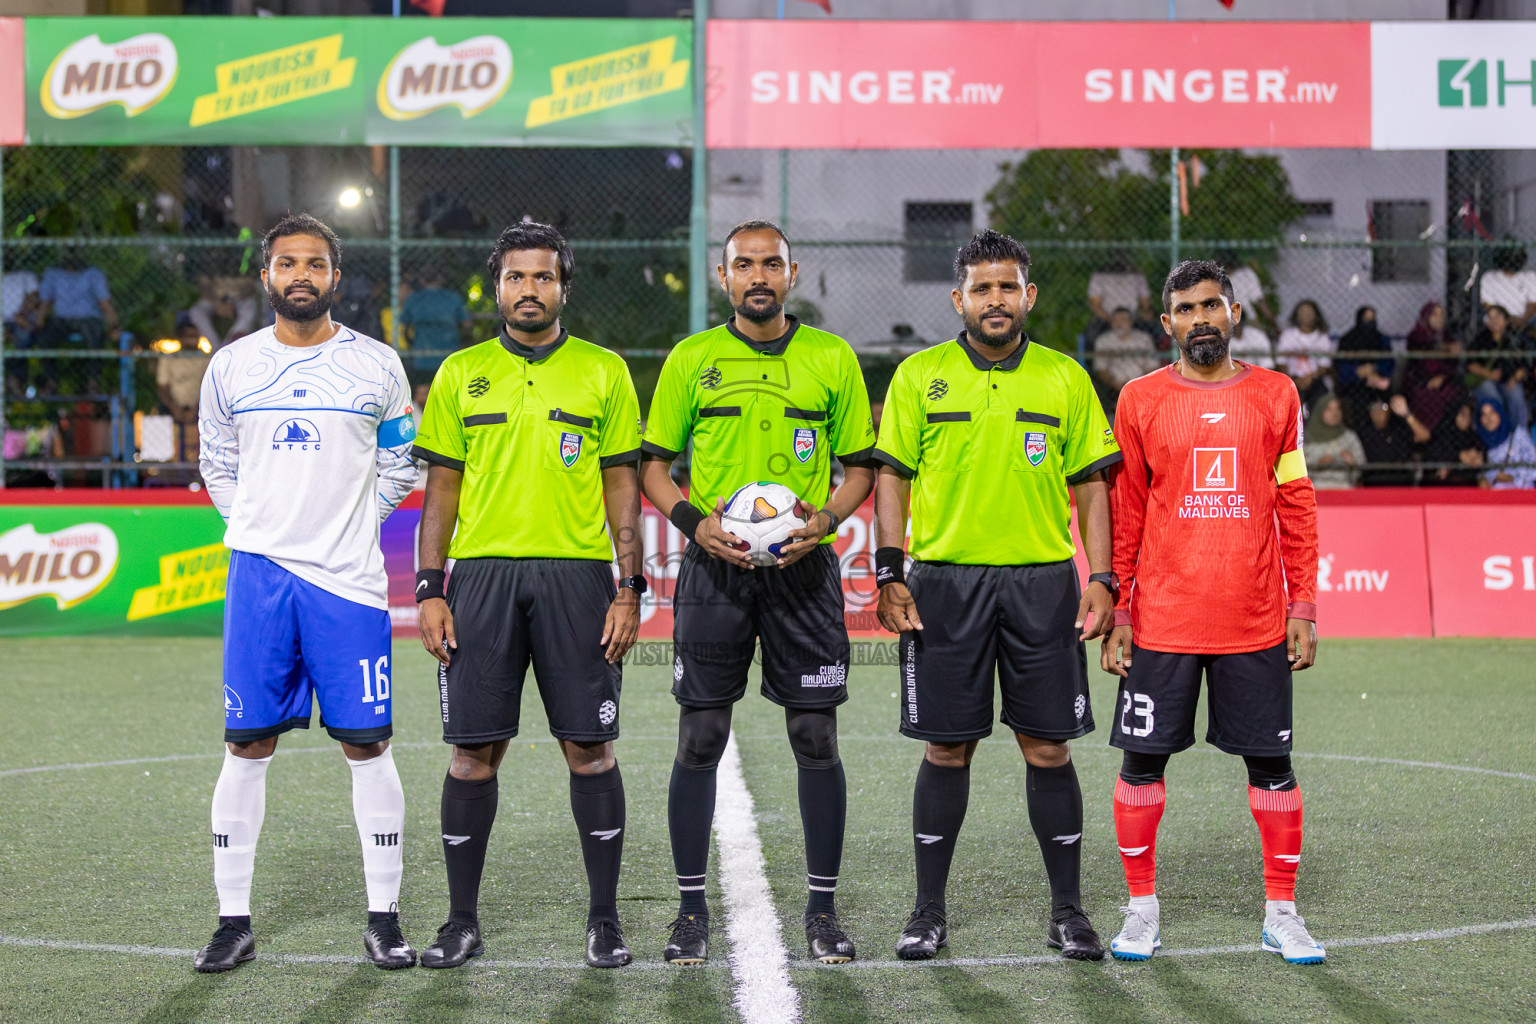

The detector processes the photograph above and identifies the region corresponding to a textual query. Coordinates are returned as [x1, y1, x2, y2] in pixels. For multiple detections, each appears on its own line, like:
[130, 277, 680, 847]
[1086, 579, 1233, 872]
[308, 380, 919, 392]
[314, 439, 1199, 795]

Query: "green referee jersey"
[642, 317, 876, 537]
[412, 329, 641, 561]
[874, 333, 1122, 566]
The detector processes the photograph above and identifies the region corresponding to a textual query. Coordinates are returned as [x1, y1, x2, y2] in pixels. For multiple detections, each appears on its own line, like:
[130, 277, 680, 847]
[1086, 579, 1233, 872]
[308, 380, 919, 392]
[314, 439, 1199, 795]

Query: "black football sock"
[912, 759, 970, 912]
[1025, 760, 1085, 915]
[668, 760, 717, 917]
[569, 764, 626, 927]
[440, 771, 498, 926]
[798, 759, 846, 916]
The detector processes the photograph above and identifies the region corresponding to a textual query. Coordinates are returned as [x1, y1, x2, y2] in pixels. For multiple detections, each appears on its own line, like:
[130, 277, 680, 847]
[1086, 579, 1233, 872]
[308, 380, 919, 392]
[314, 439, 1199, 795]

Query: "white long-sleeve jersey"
[199, 323, 418, 609]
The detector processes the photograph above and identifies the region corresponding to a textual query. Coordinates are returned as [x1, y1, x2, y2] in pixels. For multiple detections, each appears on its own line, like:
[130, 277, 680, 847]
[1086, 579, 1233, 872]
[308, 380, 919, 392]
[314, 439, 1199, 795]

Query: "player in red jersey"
[1102, 260, 1324, 965]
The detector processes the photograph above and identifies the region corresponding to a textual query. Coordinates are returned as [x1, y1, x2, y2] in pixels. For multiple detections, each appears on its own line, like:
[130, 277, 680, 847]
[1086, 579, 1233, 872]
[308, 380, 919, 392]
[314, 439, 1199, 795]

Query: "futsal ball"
[721, 481, 807, 567]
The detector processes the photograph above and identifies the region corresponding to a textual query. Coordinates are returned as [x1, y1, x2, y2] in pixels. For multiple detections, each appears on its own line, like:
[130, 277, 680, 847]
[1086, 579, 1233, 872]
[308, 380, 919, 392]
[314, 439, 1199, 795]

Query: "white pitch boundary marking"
[713, 730, 801, 1024]
[6, 916, 1534, 974]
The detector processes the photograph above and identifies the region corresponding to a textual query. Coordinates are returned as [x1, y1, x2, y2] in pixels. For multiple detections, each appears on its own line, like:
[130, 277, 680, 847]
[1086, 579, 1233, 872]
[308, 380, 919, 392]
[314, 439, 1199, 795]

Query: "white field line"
[713, 730, 801, 1024]
[6, 916, 1534, 973]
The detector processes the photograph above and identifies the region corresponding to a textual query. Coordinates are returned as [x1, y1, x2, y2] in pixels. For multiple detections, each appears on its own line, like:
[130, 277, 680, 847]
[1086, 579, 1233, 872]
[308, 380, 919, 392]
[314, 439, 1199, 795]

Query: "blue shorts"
[222, 551, 393, 744]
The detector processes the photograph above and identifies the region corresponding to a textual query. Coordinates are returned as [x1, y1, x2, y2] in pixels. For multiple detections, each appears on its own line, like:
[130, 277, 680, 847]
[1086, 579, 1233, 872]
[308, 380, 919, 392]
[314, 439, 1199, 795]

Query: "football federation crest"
[1024, 431, 1048, 467]
[793, 427, 817, 464]
[559, 431, 582, 467]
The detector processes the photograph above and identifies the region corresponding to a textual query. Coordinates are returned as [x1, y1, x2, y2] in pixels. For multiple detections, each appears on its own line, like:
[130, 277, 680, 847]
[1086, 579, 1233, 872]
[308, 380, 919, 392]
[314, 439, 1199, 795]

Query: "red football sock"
[1113, 777, 1165, 898]
[1248, 785, 1303, 901]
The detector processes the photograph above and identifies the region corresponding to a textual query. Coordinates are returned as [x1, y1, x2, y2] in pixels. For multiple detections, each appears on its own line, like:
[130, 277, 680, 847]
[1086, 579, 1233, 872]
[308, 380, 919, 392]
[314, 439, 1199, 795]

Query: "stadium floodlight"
[338, 186, 362, 209]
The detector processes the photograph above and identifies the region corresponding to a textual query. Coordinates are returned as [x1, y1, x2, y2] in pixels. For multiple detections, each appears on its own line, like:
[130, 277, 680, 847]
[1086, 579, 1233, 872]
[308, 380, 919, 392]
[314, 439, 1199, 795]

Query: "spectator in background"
[2, 255, 41, 395]
[401, 269, 469, 366]
[1334, 307, 1394, 429]
[1086, 254, 1154, 345]
[410, 380, 431, 492]
[1276, 299, 1333, 409]
[1090, 307, 1160, 418]
[154, 320, 212, 463]
[1357, 394, 1429, 487]
[188, 275, 259, 353]
[38, 251, 118, 394]
[1303, 395, 1365, 490]
[1424, 400, 1485, 487]
[1468, 305, 1531, 431]
[1476, 396, 1536, 490]
[1404, 301, 1464, 431]
[1227, 316, 1275, 369]
[1479, 242, 1536, 331]
[1221, 254, 1275, 336]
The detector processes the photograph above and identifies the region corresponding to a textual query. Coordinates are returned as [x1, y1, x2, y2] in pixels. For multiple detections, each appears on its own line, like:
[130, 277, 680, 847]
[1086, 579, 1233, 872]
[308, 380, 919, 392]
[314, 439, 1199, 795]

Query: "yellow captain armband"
[1274, 448, 1308, 485]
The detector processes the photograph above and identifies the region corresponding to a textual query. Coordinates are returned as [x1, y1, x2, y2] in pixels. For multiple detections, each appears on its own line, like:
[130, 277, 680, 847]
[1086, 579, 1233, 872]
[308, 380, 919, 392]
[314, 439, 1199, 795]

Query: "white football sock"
[1266, 899, 1297, 920]
[1129, 894, 1160, 914]
[349, 747, 405, 913]
[211, 749, 272, 918]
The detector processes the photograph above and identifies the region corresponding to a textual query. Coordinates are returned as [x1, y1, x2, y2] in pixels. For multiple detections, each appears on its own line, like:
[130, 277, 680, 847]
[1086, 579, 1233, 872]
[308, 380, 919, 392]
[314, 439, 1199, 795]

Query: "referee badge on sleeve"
[1024, 431, 1048, 467]
[793, 427, 817, 463]
[560, 431, 582, 467]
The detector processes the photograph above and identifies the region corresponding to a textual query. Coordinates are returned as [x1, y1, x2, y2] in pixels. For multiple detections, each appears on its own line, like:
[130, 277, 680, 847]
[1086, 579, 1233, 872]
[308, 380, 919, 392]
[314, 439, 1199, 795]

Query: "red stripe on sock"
[1248, 785, 1304, 901]
[1113, 779, 1165, 898]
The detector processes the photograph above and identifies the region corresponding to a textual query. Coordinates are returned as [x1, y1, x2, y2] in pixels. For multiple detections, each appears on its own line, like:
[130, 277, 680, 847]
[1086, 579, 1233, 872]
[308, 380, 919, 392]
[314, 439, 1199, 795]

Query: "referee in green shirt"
[640, 220, 876, 966]
[411, 223, 644, 970]
[874, 230, 1121, 963]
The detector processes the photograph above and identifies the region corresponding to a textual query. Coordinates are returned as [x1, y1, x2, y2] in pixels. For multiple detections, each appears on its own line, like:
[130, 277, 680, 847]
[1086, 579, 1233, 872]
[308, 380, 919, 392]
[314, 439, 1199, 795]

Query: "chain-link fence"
[3, 142, 1534, 488]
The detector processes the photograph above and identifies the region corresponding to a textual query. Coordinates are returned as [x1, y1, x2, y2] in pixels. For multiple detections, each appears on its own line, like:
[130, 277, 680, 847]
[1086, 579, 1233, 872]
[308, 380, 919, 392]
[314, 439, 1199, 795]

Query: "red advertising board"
[0, 19, 23, 146]
[1424, 504, 1536, 639]
[1314, 506, 1432, 638]
[706, 20, 1372, 150]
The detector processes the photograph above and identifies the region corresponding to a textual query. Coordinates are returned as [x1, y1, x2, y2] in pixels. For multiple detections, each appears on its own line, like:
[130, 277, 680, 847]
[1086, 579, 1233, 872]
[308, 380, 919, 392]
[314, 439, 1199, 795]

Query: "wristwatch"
[1087, 572, 1120, 599]
[617, 575, 649, 595]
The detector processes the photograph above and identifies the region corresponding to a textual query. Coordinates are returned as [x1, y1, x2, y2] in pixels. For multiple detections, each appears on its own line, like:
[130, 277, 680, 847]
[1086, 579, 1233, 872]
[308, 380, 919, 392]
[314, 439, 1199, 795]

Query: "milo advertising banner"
[23, 17, 692, 146]
[0, 502, 230, 637]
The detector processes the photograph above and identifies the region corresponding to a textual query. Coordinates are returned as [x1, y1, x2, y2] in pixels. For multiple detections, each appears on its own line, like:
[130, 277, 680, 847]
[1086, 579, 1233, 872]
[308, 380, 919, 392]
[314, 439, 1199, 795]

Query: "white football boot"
[1109, 898, 1161, 961]
[1262, 904, 1326, 965]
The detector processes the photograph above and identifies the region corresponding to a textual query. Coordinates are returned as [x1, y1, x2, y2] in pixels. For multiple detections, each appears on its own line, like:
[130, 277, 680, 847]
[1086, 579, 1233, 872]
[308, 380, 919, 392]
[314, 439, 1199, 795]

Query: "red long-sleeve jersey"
[1111, 362, 1318, 655]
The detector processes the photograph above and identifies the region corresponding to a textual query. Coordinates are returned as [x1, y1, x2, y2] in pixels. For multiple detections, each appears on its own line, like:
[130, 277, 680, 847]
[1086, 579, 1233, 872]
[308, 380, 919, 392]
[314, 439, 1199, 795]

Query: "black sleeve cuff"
[599, 448, 641, 470]
[640, 440, 682, 461]
[1066, 451, 1124, 486]
[872, 448, 915, 479]
[835, 446, 878, 468]
[412, 444, 465, 472]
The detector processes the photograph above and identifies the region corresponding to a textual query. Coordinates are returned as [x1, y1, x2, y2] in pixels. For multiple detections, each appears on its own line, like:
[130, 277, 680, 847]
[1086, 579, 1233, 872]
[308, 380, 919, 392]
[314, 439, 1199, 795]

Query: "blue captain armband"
[378, 414, 417, 449]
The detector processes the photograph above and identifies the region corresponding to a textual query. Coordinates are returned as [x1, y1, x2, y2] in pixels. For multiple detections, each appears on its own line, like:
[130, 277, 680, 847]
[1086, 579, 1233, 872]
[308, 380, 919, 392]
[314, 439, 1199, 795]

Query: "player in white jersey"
[194, 214, 419, 972]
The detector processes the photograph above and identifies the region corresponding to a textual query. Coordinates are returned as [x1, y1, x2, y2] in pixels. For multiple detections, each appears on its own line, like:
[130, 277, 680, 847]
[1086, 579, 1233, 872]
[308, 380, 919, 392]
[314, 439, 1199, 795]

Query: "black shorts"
[1107, 642, 1293, 757]
[671, 543, 849, 709]
[899, 559, 1093, 743]
[439, 558, 621, 745]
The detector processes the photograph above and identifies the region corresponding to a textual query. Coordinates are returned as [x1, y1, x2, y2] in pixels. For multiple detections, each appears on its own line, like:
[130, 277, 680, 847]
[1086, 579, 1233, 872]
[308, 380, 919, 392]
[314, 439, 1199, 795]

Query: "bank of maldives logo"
[273, 418, 321, 451]
[43, 33, 180, 120]
[1438, 58, 1536, 107]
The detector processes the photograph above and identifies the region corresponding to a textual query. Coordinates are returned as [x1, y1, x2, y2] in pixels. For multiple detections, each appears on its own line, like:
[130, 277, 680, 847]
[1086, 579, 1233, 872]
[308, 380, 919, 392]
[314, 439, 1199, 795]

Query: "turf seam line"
[6, 917, 1534, 972]
[713, 729, 802, 1023]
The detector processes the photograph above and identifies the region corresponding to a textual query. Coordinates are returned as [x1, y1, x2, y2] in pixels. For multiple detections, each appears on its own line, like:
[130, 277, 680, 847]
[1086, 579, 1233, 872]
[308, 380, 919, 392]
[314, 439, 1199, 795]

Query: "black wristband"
[668, 500, 707, 540]
[819, 508, 841, 536]
[414, 568, 446, 603]
[874, 546, 906, 588]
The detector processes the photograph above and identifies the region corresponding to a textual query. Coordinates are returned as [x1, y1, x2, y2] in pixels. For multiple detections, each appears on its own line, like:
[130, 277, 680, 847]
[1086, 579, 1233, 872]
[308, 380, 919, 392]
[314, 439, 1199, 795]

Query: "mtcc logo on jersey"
[273, 418, 321, 451]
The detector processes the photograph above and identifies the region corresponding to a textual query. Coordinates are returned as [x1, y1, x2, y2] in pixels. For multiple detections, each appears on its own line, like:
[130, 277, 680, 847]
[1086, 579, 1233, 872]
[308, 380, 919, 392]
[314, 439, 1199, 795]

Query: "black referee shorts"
[438, 557, 621, 745]
[899, 559, 1093, 743]
[671, 543, 849, 709]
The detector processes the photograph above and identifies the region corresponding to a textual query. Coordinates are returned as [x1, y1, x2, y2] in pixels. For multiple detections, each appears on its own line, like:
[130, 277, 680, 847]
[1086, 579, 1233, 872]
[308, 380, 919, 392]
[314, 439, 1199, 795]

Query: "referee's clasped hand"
[1077, 581, 1115, 643]
[695, 498, 756, 569]
[774, 500, 831, 568]
[601, 590, 641, 665]
[876, 582, 923, 634]
[418, 597, 457, 667]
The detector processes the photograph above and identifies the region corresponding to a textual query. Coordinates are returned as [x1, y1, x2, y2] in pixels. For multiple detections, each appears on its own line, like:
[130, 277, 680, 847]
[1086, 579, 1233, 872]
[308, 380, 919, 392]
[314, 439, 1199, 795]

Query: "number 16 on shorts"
[359, 656, 391, 715]
[1120, 691, 1154, 738]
